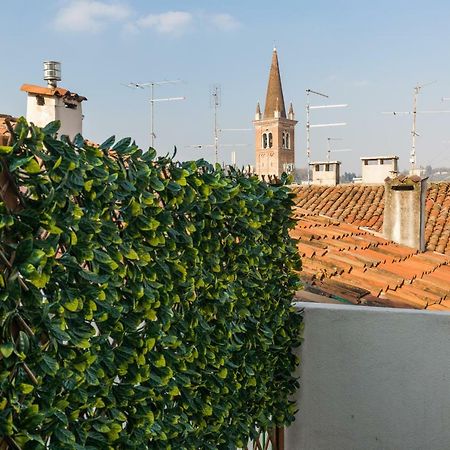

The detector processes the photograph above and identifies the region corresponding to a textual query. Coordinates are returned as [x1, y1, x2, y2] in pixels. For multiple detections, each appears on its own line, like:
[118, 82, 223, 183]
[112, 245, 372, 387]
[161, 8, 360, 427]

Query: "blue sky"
[2, 0, 450, 173]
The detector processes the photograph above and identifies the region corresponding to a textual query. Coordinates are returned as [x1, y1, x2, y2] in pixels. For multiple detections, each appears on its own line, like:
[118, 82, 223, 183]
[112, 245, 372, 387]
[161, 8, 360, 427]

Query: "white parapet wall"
[285, 302, 450, 450]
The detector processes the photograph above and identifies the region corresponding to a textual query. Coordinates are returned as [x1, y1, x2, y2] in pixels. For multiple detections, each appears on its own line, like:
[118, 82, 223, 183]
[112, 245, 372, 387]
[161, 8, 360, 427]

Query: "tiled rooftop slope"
[292, 212, 450, 310]
[292, 183, 450, 255]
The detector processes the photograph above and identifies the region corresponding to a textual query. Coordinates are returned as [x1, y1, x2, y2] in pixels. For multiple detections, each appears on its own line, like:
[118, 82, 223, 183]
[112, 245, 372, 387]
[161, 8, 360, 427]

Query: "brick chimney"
[383, 175, 428, 251]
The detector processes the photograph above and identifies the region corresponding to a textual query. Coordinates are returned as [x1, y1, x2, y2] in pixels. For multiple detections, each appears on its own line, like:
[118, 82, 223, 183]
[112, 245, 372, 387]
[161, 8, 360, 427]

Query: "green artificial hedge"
[0, 119, 302, 449]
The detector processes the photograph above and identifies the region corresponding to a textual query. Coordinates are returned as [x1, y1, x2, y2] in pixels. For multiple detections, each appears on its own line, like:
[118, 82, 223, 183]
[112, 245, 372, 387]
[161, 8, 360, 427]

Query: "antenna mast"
[411, 84, 421, 170]
[306, 89, 348, 184]
[382, 81, 450, 173]
[124, 80, 185, 149]
[211, 85, 221, 164]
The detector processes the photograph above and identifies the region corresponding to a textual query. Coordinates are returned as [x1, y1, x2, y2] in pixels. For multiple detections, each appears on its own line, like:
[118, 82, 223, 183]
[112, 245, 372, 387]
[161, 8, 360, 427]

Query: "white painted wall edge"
[286, 301, 450, 450]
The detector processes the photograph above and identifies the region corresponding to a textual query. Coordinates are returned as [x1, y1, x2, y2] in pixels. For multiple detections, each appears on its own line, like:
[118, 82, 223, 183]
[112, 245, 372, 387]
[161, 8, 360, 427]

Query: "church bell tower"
[253, 49, 297, 177]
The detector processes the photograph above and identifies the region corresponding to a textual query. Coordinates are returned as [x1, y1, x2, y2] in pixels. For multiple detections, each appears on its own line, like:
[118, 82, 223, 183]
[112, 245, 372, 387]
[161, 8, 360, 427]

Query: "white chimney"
[383, 175, 427, 251]
[309, 161, 341, 186]
[361, 156, 399, 184]
[21, 61, 87, 140]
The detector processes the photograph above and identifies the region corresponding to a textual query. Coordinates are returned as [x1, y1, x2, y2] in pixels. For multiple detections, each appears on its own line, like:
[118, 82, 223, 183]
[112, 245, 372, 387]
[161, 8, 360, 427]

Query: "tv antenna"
[211, 85, 221, 163]
[190, 86, 249, 164]
[382, 81, 450, 172]
[306, 89, 348, 183]
[326, 137, 352, 162]
[124, 80, 185, 149]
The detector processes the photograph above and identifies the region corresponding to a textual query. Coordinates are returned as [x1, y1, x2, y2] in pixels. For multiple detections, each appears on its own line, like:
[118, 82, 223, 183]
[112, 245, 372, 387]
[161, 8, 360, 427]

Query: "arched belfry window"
[262, 131, 273, 149]
[281, 131, 290, 149]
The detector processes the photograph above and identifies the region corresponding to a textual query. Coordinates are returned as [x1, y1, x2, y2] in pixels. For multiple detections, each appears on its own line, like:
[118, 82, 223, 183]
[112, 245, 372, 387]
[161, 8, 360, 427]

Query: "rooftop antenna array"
[124, 80, 185, 149]
[382, 81, 450, 173]
[306, 89, 348, 183]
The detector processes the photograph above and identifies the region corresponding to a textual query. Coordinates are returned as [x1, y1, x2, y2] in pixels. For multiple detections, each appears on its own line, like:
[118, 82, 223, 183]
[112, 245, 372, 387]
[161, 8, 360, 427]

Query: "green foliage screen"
[0, 120, 301, 449]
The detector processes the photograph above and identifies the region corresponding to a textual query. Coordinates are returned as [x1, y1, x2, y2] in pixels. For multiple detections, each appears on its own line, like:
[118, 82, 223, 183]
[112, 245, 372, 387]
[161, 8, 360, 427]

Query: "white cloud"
[53, 2, 240, 36]
[136, 11, 193, 35]
[208, 13, 240, 31]
[54, 0, 131, 32]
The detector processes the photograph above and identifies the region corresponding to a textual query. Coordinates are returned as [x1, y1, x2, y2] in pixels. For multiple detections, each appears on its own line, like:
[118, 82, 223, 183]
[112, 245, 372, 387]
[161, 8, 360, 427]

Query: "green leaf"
[54, 427, 76, 444]
[100, 135, 115, 150]
[18, 383, 34, 394]
[18, 331, 29, 354]
[112, 137, 131, 153]
[42, 120, 61, 134]
[39, 354, 59, 375]
[145, 147, 157, 160]
[73, 133, 85, 148]
[150, 176, 165, 191]
[0, 145, 13, 155]
[63, 298, 79, 312]
[0, 342, 14, 358]
[9, 156, 33, 172]
[24, 158, 41, 174]
[79, 270, 109, 283]
[16, 238, 33, 263]
[52, 155, 63, 169]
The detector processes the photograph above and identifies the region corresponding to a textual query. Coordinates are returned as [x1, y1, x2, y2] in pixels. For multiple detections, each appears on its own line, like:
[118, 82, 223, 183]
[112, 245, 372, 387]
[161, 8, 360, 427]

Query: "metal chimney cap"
[43, 61, 61, 88]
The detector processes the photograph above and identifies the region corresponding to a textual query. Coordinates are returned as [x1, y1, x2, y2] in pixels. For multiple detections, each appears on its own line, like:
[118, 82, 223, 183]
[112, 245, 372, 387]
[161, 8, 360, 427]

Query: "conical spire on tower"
[264, 48, 286, 119]
[255, 101, 261, 120]
[288, 102, 295, 120]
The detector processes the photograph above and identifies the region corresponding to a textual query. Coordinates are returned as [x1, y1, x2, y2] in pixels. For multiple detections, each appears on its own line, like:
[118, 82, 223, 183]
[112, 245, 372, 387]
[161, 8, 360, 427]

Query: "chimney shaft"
[383, 175, 427, 251]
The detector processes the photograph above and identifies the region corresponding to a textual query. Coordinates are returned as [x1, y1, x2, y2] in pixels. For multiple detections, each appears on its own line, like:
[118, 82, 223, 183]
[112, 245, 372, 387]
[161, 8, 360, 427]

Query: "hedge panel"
[0, 119, 301, 449]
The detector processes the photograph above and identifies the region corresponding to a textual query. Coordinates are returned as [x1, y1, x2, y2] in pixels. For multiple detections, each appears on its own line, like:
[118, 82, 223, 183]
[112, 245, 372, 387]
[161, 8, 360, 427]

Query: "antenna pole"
[231, 151, 236, 167]
[151, 83, 155, 148]
[306, 89, 346, 185]
[411, 85, 419, 170]
[214, 93, 218, 164]
[212, 86, 220, 164]
[306, 90, 311, 184]
[123, 80, 184, 150]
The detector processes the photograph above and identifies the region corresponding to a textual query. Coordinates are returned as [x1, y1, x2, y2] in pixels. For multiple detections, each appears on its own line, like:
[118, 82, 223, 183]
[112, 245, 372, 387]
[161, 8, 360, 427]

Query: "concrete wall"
[286, 302, 450, 450]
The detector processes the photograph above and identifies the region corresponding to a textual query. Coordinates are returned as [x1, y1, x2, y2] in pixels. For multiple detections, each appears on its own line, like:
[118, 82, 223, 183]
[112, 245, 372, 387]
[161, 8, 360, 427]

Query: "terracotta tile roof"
[292, 212, 450, 310]
[20, 84, 87, 102]
[292, 182, 450, 255]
